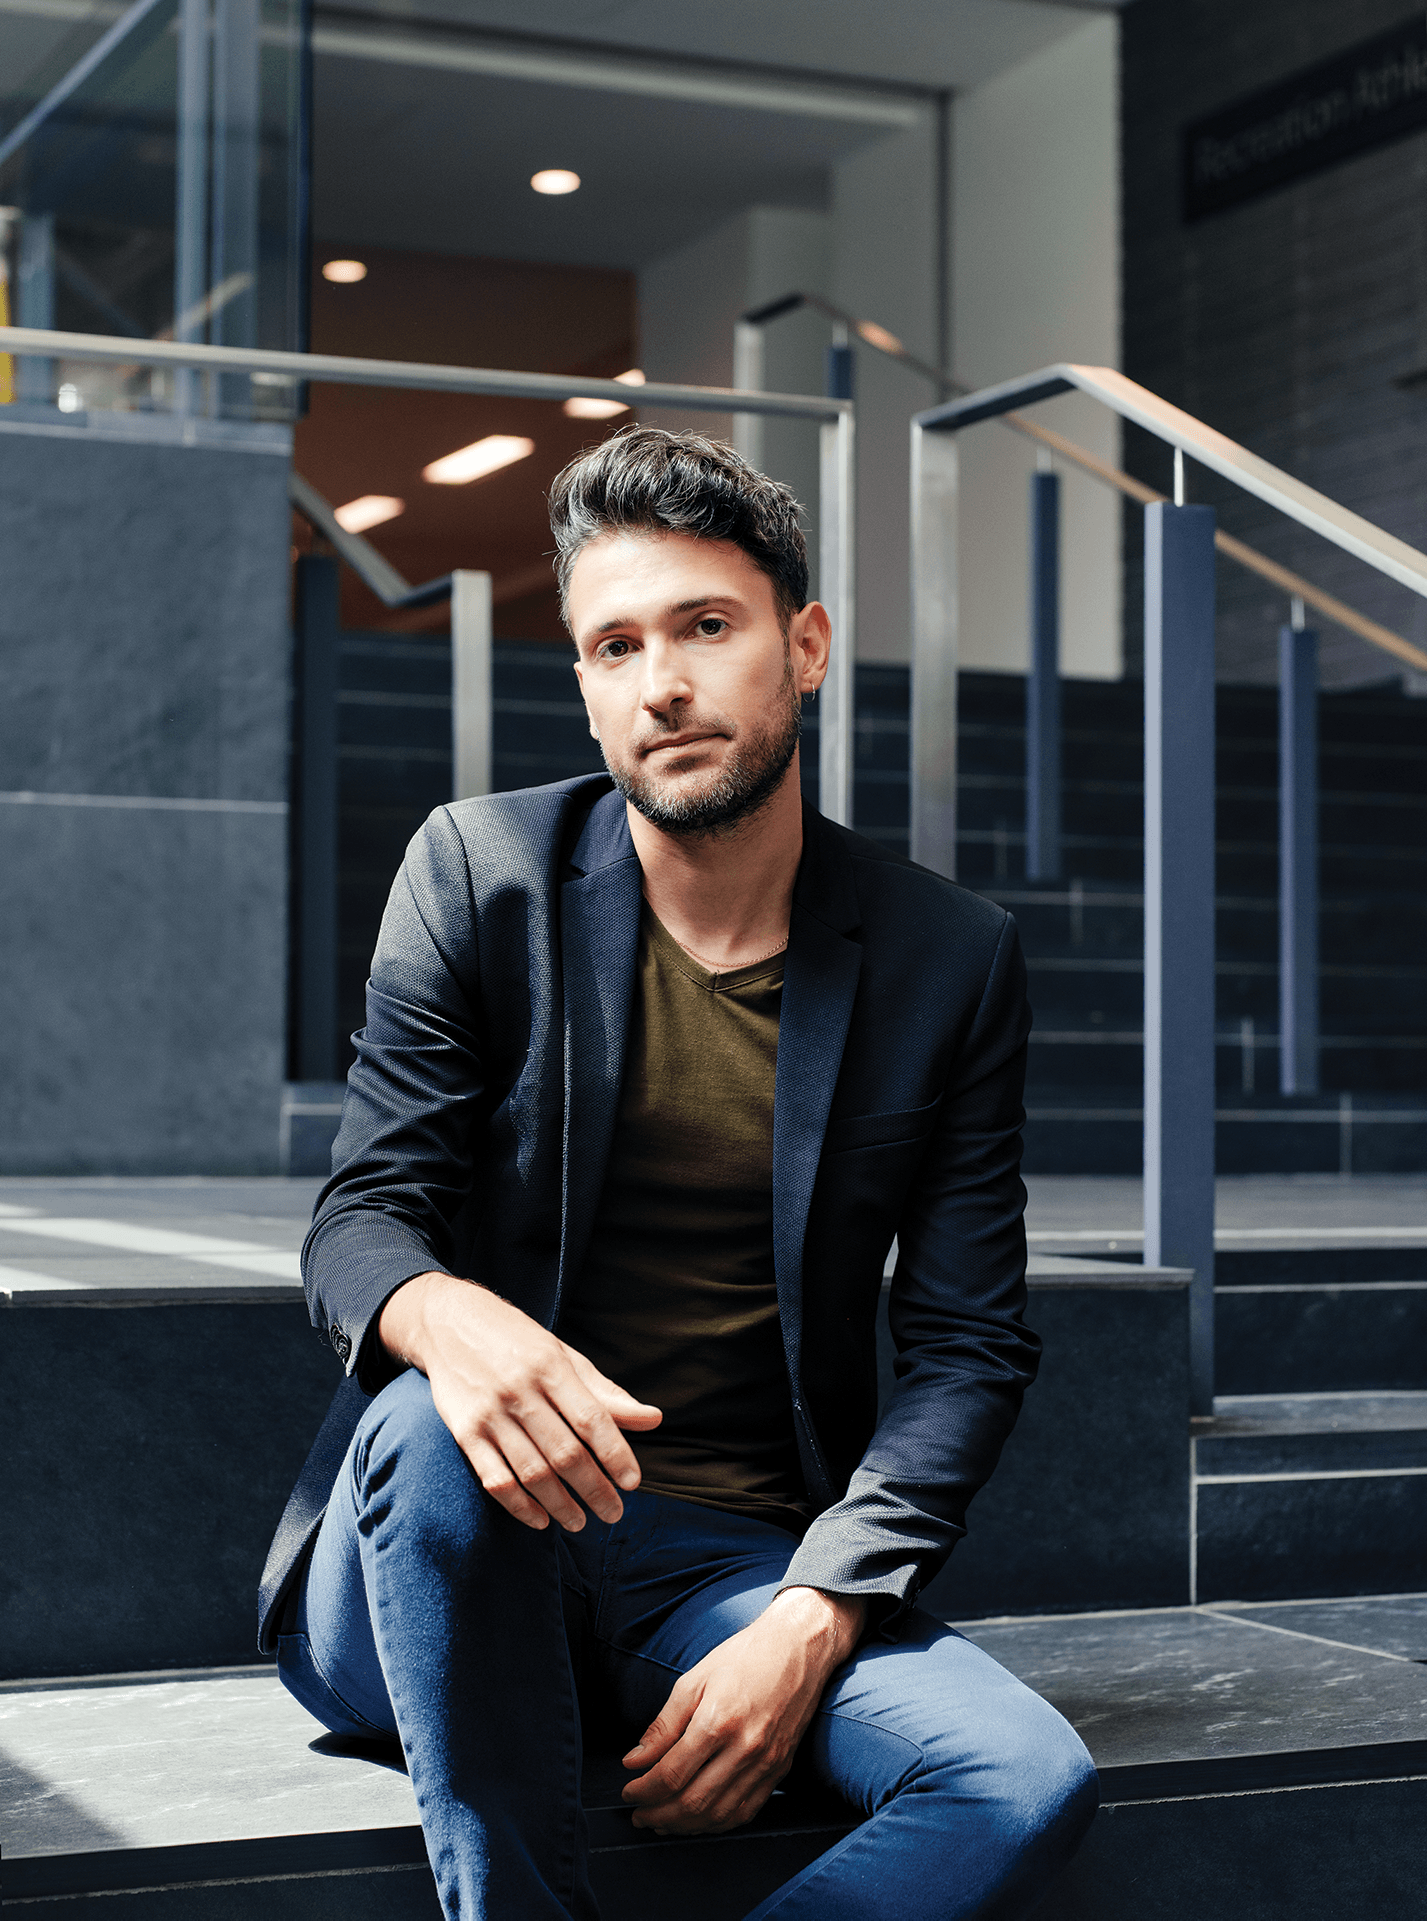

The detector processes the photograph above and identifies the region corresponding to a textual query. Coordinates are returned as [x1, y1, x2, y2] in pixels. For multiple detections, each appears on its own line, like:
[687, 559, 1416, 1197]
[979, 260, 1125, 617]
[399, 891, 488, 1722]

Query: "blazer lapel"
[773, 808, 862, 1497]
[556, 792, 642, 1323]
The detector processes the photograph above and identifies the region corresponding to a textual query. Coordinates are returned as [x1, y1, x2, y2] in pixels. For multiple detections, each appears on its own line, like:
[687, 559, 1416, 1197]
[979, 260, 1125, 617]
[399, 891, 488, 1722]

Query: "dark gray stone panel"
[1230, 1593, 1427, 1660]
[3, 1301, 339, 1677]
[0, 430, 291, 803]
[0, 801, 287, 1174]
[901, 1282, 1192, 1618]
[1036, 1778, 1427, 1920]
[1196, 1474, 1427, 1602]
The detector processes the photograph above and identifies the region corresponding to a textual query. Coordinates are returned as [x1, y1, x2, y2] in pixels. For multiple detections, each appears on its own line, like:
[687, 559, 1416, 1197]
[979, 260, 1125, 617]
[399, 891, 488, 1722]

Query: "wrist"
[377, 1269, 458, 1368]
[771, 1586, 867, 1669]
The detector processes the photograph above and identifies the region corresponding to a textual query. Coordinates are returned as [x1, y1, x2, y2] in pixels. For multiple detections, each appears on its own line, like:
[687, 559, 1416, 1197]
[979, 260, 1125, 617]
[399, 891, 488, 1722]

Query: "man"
[260, 427, 1096, 1919]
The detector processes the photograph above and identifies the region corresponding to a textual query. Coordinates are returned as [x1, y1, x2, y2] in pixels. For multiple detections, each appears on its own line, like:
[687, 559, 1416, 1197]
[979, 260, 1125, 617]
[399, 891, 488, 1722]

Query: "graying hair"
[548, 426, 809, 630]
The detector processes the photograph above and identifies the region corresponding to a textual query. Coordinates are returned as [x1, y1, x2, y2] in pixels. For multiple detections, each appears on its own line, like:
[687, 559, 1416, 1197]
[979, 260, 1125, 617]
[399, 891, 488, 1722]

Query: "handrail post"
[293, 554, 339, 1082]
[452, 569, 494, 800]
[1143, 500, 1217, 1416]
[1026, 468, 1062, 881]
[1279, 613, 1319, 1095]
[731, 319, 764, 471]
[174, 0, 211, 418]
[819, 405, 856, 827]
[909, 420, 959, 876]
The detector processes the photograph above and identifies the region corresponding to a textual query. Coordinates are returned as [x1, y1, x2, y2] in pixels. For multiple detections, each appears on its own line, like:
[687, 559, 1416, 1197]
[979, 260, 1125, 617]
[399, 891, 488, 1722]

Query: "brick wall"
[1121, 0, 1427, 686]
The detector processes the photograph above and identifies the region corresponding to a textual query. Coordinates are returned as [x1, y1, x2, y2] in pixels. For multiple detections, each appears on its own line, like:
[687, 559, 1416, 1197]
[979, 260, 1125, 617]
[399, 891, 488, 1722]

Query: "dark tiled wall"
[1121, 0, 1427, 686]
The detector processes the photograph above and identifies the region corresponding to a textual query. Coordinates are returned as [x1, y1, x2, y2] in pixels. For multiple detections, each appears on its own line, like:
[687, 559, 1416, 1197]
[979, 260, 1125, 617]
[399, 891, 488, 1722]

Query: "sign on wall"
[1183, 14, 1427, 221]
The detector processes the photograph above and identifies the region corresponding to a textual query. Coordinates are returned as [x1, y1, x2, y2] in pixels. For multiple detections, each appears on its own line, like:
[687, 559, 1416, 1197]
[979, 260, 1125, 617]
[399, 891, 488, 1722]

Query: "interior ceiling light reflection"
[422, 435, 536, 485]
[530, 169, 581, 195]
[322, 259, 368, 283]
[564, 369, 645, 420]
[334, 494, 404, 533]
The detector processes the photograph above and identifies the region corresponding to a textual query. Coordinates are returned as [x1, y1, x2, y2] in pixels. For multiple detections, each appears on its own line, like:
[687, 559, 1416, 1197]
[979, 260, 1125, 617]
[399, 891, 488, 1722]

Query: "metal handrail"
[0, 322, 858, 824]
[920, 364, 1427, 651]
[740, 295, 1427, 674]
[0, 324, 849, 420]
[288, 472, 453, 610]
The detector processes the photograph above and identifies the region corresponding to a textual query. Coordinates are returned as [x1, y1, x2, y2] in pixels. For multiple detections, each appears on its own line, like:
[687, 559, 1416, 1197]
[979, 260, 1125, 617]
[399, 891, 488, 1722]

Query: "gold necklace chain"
[677, 933, 789, 972]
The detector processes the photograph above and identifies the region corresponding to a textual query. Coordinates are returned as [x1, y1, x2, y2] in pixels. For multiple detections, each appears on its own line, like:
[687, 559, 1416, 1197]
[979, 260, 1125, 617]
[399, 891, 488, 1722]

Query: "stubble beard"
[601, 656, 802, 838]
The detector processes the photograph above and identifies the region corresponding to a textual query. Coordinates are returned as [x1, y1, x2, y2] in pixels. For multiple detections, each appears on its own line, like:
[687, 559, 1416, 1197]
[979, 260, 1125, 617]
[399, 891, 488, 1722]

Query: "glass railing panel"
[0, 0, 307, 422]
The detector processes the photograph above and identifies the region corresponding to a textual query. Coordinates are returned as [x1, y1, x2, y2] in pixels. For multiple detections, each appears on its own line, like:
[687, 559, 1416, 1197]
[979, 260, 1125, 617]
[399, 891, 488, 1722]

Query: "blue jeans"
[278, 1369, 1097, 1920]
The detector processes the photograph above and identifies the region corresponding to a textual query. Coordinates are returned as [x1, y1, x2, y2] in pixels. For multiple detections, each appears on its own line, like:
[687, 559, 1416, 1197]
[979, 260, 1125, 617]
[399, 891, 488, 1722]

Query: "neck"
[626, 750, 804, 972]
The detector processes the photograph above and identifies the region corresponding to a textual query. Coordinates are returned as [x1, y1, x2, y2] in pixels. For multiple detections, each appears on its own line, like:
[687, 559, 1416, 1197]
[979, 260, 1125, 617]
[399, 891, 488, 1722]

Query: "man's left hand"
[620, 1586, 867, 1835]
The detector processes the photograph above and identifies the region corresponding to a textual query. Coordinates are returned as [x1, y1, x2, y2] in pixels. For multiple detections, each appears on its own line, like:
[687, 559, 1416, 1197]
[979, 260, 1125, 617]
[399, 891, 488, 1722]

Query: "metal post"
[1143, 500, 1217, 1415]
[452, 569, 494, 800]
[1279, 612, 1319, 1094]
[1026, 469, 1062, 880]
[825, 337, 855, 405]
[15, 211, 54, 403]
[174, 0, 210, 417]
[731, 319, 764, 471]
[294, 555, 339, 1082]
[818, 406, 856, 827]
[910, 421, 959, 876]
[210, 0, 259, 415]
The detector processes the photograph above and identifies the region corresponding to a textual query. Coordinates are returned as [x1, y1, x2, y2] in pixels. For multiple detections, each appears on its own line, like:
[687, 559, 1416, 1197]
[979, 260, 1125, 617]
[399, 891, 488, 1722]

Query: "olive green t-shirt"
[560, 903, 810, 1535]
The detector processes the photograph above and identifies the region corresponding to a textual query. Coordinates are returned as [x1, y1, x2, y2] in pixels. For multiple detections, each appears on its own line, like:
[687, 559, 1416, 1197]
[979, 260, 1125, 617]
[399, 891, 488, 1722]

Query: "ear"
[789, 601, 832, 695]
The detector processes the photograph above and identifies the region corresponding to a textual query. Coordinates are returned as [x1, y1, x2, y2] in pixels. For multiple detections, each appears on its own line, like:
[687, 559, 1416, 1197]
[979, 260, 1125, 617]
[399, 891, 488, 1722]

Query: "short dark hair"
[548, 426, 809, 631]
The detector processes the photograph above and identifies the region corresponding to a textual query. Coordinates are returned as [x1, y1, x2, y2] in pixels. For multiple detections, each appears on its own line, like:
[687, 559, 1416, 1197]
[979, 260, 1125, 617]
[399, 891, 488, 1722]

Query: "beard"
[600, 660, 802, 837]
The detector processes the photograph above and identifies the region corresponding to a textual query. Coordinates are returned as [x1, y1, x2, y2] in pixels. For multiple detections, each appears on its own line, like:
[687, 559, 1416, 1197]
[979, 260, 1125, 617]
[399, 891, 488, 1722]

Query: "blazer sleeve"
[302, 808, 488, 1392]
[778, 912, 1037, 1632]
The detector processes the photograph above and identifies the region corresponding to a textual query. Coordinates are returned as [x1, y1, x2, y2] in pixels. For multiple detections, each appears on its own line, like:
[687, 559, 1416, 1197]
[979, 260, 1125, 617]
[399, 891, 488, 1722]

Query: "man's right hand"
[378, 1273, 662, 1532]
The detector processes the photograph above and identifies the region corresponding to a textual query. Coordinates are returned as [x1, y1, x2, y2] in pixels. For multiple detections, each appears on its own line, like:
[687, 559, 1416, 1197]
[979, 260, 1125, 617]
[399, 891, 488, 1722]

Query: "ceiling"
[323, 0, 1123, 96]
[311, 0, 1118, 265]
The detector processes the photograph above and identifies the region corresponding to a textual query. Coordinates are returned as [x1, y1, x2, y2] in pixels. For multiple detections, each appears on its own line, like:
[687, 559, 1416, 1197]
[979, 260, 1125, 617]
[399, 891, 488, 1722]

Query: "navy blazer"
[259, 776, 1036, 1651]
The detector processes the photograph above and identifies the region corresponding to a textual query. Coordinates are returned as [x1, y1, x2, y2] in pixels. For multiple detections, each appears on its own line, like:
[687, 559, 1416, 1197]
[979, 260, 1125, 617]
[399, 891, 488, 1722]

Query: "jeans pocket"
[277, 1630, 394, 1739]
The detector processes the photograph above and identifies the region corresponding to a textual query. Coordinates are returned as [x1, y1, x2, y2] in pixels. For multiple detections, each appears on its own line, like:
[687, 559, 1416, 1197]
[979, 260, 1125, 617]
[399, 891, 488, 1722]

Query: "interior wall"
[831, 115, 942, 665]
[951, 14, 1122, 680]
[637, 205, 829, 595]
[297, 248, 637, 638]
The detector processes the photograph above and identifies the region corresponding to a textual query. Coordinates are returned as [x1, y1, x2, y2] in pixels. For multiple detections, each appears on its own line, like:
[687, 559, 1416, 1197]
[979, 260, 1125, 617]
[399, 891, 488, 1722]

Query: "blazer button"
[331, 1326, 352, 1364]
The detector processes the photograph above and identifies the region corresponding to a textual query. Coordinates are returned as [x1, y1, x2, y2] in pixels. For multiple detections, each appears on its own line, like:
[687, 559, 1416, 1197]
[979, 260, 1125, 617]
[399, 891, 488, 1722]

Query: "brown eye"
[697, 617, 725, 636]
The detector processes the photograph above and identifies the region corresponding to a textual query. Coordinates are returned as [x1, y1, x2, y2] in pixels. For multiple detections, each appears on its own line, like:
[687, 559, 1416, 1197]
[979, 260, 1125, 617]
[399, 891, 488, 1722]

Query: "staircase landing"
[5, 1597, 1424, 1916]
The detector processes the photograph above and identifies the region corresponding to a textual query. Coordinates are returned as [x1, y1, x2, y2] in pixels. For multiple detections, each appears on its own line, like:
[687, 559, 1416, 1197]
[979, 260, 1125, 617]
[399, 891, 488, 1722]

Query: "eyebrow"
[592, 596, 741, 637]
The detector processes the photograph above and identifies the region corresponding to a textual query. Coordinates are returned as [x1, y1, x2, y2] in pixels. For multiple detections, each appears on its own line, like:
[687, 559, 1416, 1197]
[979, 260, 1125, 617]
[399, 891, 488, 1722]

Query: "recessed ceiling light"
[334, 494, 404, 533]
[563, 369, 645, 419]
[422, 434, 535, 485]
[322, 259, 367, 284]
[856, 319, 903, 354]
[531, 169, 581, 196]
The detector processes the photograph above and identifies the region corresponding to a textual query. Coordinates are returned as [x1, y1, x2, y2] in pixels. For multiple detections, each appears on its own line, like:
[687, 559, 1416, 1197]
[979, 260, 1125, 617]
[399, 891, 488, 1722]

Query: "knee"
[976, 1693, 1099, 1851]
[350, 1368, 474, 1523]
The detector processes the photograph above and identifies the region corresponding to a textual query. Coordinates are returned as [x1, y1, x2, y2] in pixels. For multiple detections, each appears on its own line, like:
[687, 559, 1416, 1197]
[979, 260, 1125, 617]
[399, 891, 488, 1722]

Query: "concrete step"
[6, 1598, 1424, 1917]
[1193, 1393, 1427, 1603]
[1216, 1272, 1427, 1394]
[3, 1177, 1195, 1677]
[1022, 1099, 1427, 1177]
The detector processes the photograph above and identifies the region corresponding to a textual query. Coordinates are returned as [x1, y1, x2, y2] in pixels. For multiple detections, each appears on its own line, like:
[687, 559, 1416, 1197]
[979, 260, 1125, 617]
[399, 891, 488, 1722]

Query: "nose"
[638, 636, 694, 720]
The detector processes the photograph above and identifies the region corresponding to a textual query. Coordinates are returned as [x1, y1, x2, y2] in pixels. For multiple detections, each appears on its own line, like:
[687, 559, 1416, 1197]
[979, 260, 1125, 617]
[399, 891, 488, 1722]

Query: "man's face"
[568, 530, 826, 836]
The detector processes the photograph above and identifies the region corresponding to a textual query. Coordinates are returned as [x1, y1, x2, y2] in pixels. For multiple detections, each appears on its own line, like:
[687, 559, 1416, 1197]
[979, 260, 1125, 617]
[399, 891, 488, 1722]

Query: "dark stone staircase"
[947, 671, 1427, 1176]
[329, 639, 1427, 1177]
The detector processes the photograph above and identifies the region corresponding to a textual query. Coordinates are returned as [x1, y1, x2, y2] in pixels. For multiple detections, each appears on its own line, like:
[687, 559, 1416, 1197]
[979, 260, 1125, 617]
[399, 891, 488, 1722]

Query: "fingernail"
[617, 1470, 640, 1490]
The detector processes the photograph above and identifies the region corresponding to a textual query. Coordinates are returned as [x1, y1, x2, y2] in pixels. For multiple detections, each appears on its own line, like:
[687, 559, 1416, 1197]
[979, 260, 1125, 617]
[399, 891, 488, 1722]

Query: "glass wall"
[0, 0, 307, 420]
